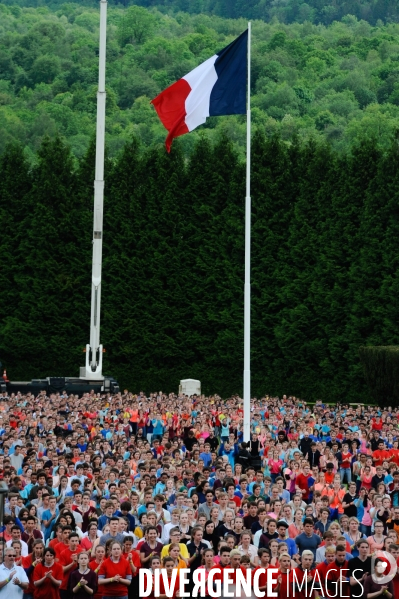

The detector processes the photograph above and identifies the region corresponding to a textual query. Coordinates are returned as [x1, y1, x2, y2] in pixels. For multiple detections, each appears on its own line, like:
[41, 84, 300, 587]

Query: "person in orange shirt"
[327, 475, 346, 515]
[324, 463, 335, 485]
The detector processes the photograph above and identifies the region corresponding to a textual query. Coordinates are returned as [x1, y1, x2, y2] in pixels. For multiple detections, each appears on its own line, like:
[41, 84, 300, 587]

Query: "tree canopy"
[3, 4, 399, 157]
[2, 0, 399, 27]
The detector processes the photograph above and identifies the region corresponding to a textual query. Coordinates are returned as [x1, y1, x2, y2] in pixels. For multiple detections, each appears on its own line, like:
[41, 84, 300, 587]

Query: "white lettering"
[252, 568, 266, 597]
[139, 569, 152, 598]
[267, 568, 279, 598]
[178, 569, 191, 598]
[160, 569, 178, 598]
[192, 568, 206, 597]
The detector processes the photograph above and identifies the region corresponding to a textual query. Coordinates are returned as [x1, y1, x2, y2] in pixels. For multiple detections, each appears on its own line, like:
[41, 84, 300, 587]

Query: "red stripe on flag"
[151, 79, 191, 152]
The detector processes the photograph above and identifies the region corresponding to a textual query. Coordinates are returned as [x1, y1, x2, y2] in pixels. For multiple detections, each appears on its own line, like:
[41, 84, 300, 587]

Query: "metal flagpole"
[243, 22, 251, 443]
[85, 0, 107, 379]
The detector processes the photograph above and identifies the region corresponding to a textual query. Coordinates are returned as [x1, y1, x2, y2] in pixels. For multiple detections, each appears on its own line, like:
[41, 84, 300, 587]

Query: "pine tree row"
[1, 133, 399, 402]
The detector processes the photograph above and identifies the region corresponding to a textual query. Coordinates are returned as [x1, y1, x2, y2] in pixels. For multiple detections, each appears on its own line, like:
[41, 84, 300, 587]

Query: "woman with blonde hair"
[167, 543, 187, 571]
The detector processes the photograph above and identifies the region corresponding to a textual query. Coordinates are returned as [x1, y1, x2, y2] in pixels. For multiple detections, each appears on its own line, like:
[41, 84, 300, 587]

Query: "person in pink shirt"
[367, 520, 386, 553]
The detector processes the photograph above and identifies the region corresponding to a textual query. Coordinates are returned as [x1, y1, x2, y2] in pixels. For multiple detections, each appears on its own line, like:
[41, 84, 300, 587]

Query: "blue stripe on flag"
[209, 29, 248, 117]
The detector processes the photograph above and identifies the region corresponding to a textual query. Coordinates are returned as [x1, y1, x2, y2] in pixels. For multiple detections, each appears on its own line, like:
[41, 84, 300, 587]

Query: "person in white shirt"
[6, 539, 29, 558]
[9, 447, 24, 472]
[5, 528, 28, 557]
[0, 547, 29, 599]
[154, 495, 171, 526]
[237, 531, 259, 566]
[161, 509, 181, 544]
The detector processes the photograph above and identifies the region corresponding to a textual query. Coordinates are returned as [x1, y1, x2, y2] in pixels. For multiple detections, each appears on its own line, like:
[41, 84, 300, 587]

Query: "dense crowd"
[0, 390, 398, 599]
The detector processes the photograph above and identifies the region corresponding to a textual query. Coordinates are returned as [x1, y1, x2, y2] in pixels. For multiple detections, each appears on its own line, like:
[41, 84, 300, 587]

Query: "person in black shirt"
[342, 482, 358, 517]
[183, 430, 196, 452]
[258, 519, 279, 548]
[299, 433, 312, 456]
[250, 508, 267, 536]
[370, 431, 384, 451]
[305, 443, 321, 469]
[348, 539, 372, 599]
[207, 431, 219, 452]
[327, 433, 342, 449]
[236, 442, 251, 470]
[187, 526, 208, 574]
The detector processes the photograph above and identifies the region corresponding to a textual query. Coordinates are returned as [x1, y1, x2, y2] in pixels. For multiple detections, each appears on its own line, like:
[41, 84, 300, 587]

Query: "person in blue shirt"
[77, 436, 88, 452]
[154, 472, 169, 495]
[152, 416, 164, 440]
[199, 443, 213, 468]
[98, 501, 116, 531]
[41, 495, 59, 542]
[276, 521, 298, 557]
[100, 422, 112, 439]
[114, 501, 136, 532]
[218, 441, 236, 468]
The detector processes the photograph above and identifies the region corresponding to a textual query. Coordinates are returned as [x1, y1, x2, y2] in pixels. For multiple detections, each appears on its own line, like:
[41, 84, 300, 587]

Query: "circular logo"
[371, 550, 398, 584]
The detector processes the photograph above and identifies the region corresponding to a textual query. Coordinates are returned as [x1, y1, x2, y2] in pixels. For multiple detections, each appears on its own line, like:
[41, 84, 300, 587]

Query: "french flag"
[151, 30, 248, 152]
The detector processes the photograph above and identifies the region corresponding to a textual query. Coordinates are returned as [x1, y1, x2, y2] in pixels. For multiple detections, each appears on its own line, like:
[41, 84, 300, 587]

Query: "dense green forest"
[4, 3, 399, 157]
[1, 133, 399, 401]
[2, 0, 399, 27]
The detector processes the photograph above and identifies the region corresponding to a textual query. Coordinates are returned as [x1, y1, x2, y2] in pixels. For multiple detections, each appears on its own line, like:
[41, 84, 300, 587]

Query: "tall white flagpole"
[243, 22, 251, 443]
[85, 0, 107, 379]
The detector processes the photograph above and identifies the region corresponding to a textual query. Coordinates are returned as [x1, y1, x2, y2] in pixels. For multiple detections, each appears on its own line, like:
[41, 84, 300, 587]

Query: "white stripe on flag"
[183, 55, 218, 131]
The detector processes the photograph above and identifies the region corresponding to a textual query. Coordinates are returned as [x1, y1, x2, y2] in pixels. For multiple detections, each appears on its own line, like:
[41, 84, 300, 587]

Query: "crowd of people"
[0, 390, 398, 599]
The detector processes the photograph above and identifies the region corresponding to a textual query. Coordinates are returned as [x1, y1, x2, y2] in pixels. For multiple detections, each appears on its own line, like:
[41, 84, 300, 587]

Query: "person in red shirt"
[288, 550, 315, 599]
[22, 539, 45, 598]
[273, 552, 292, 599]
[223, 549, 247, 584]
[89, 545, 106, 599]
[253, 547, 271, 593]
[48, 524, 63, 550]
[59, 532, 83, 599]
[226, 482, 242, 509]
[373, 441, 390, 466]
[33, 547, 63, 599]
[158, 557, 180, 599]
[98, 541, 132, 597]
[194, 548, 221, 588]
[372, 417, 383, 431]
[296, 465, 313, 502]
[122, 536, 141, 598]
[54, 525, 73, 559]
[316, 546, 342, 596]
[322, 545, 350, 598]
[337, 443, 353, 484]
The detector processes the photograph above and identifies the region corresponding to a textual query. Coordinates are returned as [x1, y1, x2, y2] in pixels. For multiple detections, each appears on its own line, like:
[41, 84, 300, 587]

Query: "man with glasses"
[0, 547, 29, 598]
[160, 528, 189, 560]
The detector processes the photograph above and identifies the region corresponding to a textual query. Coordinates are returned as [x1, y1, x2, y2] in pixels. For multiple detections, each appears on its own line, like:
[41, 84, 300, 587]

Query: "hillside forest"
[3, 3, 399, 157]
